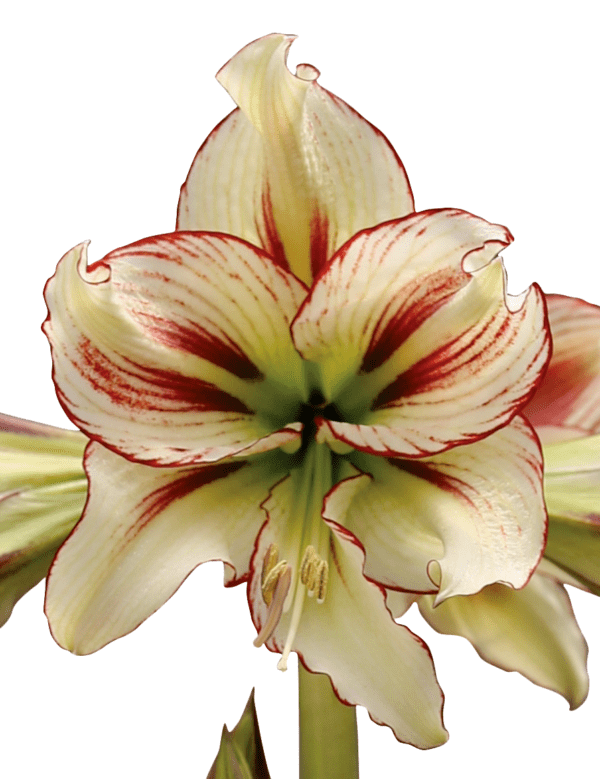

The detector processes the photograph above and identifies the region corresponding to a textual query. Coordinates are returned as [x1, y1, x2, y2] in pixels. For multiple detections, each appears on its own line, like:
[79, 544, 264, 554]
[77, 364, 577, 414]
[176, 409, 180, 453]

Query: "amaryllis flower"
[414, 293, 600, 710]
[42, 34, 550, 748]
[0, 414, 85, 627]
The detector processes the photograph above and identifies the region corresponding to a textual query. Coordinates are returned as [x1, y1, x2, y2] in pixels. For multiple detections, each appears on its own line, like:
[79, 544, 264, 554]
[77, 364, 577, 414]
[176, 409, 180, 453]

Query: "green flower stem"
[298, 663, 359, 779]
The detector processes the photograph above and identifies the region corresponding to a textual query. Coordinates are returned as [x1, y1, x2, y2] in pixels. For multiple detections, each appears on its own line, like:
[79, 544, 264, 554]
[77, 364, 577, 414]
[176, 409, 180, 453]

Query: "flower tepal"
[43, 34, 550, 748]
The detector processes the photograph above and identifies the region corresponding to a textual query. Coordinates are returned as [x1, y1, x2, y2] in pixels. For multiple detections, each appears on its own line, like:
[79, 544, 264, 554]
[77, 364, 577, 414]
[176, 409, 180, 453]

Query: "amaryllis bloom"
[0, 414, 85, 627]
[42, 34, 550, 748]
[414, 294, 600, 710]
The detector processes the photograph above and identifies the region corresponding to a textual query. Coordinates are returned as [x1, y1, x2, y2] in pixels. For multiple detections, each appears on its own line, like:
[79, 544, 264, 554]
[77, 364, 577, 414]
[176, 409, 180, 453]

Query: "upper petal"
[418, 572, 589, 710]
[327, 416, 546, 600]
[46, 442, 285, 654]
[524, 294, 600, 433]
[179, 34, 413, 285]
[44, 234, 307, 466]
[293, 209, 549, 458]
[249, 472, 447, 749]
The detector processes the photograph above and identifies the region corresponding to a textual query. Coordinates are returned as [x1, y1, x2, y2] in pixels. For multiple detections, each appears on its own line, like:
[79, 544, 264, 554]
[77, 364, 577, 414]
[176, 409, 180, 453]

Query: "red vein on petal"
[131, 313, 263, 381]
[76, 337, 251, 413]
[372, 303, 517, 408]
[389, 459, 478, 510]
[259, 186, 289, 272]
[127, 461, 246, 541]
[310, 208, 330, 279]
[361, 268, 466, 374]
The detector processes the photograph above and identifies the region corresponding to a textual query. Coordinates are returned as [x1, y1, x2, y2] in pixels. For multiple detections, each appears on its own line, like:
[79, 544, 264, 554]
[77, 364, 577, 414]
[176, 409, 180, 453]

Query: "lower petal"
[249, 474, 447, 749]
[418, 572, 588, 709]
[330, 416, 546, 601]
[46, 443, 284, 654]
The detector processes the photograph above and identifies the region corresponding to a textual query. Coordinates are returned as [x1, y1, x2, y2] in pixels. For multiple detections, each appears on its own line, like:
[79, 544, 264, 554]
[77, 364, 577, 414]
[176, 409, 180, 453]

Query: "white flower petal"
[328, 417, 546, 600]
[177, 109, 268, 256]
[44, 235, 306, 466]
[249, 471, 447, 749]
[46, 443, 283, 654]
[385, 589, 419, 619]
[293, 209, 549, 457]
[188, 34, 414, 284]
[419, 573, 589, 709]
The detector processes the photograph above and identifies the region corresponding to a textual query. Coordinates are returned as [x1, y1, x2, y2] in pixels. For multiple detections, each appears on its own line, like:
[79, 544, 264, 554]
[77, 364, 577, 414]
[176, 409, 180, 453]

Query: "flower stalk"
[298, 664, 359, 779]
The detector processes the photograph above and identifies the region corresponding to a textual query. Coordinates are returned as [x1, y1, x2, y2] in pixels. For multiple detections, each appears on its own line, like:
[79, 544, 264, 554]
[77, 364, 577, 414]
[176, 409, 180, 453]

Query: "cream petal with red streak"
[249, 471, 447, 749]
[44, 235, 307, 466]
[418, 573, 589, 709]
[294, 209, 549, 458]
[177, 110, 268, 254]
[45, 443, 285, 655]
[326, 417, 546, 601]
[524, 294, 600, 433]
[203, 34, 413, 284]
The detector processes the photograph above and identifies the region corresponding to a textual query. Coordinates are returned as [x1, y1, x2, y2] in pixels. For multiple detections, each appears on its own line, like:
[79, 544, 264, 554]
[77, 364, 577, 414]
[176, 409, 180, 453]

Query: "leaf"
[206, 691, 271, 779]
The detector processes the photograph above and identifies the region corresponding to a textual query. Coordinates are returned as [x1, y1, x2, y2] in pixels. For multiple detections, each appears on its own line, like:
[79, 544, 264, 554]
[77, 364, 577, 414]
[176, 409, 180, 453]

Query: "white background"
[1, 1, 599, 777]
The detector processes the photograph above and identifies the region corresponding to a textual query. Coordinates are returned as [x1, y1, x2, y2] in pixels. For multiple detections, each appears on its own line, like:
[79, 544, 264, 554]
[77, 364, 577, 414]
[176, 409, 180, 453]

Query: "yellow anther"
[261, 543, 279, 589]
[300, 545, 318, 587]
[316, 560, 329, 604]
[254, 564, 292, 648]
[262, 560, 289, 606]
[299, 545, 329, 602]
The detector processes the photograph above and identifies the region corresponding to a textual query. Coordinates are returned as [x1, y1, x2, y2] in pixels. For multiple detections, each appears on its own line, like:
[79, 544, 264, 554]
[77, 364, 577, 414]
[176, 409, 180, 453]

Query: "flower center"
[297, 389, 343, 450]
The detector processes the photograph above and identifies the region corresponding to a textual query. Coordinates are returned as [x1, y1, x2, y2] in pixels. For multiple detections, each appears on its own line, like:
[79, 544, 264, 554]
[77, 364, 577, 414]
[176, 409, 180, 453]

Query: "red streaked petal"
[326, 417, 546, 600]
[418, 572, 589, 709]
[248, 471, 447, 749]
[44, 234, 306, 466]
[294, 209, 549, 457]
[177, 110, 275, 259]
[45, 443, 284, 654]
[179, 34, 413, 284]
[524, 293, 600, 433]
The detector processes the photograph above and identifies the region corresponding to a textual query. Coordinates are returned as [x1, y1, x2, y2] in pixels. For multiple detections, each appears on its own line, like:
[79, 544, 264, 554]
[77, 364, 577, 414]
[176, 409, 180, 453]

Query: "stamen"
[253, 564, 292, 648]
[262, 560, 289, 606]
[316, 560, 329, 604]
[300, 545, 318, 587]
[261, 543, 279, 588]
